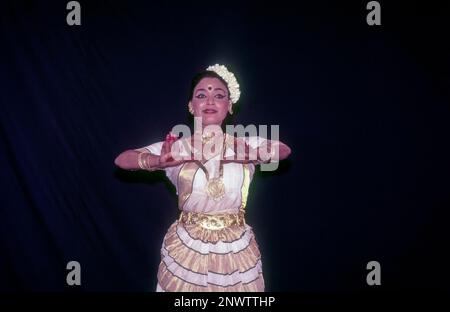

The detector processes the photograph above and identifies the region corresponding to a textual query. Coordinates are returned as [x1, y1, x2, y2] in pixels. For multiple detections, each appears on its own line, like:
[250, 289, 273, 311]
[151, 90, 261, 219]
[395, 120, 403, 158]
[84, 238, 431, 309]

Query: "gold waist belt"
[178, 210, 246, 230]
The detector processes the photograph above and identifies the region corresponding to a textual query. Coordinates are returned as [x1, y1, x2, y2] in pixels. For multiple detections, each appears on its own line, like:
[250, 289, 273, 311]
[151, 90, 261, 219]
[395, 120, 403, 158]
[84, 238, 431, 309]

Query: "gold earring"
[188, 103, 194, 115]
[228, 105, 233, 115]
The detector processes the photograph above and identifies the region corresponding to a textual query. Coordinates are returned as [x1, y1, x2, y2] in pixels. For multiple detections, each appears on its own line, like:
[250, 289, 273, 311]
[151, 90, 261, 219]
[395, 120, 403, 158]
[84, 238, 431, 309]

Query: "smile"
[202, 109, 218, 114]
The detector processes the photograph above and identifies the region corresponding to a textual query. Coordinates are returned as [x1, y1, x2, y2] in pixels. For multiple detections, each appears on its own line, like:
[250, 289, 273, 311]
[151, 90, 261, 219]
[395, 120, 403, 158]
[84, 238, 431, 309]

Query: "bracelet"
[138, 152, 158, 171]
[258, 145, 276, 164]
[138, 152, 150, 170]
[259, 154, 271, 164]
[137, 152, 146, 169]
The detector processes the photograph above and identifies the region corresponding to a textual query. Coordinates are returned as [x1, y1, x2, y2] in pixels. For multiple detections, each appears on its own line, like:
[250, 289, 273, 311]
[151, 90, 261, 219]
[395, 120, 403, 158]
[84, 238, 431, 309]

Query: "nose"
[207, 95, 214, 105]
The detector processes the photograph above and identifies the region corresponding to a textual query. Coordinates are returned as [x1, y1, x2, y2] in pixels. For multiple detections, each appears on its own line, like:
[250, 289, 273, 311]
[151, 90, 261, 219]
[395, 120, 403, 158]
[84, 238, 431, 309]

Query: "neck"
[194, 123, 224, 136]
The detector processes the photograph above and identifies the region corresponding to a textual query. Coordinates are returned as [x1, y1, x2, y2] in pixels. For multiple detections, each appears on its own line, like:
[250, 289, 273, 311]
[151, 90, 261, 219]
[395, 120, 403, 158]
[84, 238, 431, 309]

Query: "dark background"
[1, 0, 449, 292]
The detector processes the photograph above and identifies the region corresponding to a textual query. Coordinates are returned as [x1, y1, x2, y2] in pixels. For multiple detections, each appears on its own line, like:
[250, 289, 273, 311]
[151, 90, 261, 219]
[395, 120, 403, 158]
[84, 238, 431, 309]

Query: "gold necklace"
[201, 132, 215, 144]
[195, 134, 227, 201]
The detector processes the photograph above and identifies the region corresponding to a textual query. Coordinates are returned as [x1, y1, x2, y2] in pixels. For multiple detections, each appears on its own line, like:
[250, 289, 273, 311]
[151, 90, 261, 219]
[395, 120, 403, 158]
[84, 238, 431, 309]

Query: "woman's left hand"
[222, 137, 260, 164]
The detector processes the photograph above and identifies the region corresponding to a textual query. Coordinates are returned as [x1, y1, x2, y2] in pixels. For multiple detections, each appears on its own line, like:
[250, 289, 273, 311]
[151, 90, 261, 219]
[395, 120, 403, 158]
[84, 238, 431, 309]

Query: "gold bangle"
[143, 153, 149, 169]
[258, 144, 275, 164]
[256, 149, 269, 164]
[139, 152, 158, 171]
[137, 152, 145, 169]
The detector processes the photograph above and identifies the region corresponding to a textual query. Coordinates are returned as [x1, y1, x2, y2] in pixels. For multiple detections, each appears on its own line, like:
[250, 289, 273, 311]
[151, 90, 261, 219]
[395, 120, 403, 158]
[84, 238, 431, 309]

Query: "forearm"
[223, 139, 291, 164]
[256, 140, 291, 163]
[114, 149, 160, 171]
[275, 141, 291, 161]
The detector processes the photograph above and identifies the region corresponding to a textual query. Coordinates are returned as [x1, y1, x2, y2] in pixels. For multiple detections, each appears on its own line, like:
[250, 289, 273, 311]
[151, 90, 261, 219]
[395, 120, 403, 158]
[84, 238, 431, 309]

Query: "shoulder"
[242, 136, 268, 149]
[134, 141, 164, 155]
[224, 135, 269, 152]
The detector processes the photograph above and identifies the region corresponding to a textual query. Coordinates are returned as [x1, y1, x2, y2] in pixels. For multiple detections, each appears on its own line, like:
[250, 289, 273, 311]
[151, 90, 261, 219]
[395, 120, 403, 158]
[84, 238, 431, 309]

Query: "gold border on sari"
[177, 162, 200, 210]
[239, 164, 250, 215]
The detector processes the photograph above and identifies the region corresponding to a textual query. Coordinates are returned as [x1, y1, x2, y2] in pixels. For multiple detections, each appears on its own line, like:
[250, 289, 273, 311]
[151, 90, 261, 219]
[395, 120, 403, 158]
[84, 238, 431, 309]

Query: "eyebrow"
[195, 88, 226, 93]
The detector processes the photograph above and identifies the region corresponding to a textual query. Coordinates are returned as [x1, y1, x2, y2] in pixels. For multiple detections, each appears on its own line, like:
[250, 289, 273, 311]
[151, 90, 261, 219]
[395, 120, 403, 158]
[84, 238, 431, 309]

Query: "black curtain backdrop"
[1, 0, 449, 292]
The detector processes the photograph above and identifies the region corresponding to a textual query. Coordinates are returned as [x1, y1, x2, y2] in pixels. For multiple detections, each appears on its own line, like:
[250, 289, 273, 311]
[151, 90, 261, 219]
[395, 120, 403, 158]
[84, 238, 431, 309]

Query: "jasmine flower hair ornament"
[205, 64, 241, 104]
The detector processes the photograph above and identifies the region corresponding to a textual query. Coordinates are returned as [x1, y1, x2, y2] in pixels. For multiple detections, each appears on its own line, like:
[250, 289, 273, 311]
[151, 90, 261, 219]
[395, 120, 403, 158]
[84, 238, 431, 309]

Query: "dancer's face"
[190, 77, 231, 127]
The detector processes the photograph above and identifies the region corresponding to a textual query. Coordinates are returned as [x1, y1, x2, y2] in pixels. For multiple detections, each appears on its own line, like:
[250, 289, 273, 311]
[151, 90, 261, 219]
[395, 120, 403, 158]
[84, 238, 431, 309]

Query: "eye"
[195, 94, 206, 99]
[215, 94, 225, 99]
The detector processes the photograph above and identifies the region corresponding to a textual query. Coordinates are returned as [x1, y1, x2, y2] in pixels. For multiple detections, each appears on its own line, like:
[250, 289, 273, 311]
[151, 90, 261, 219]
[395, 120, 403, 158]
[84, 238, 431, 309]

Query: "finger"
[162, 157, 189, 168]
[236, 137, 246, 160]
[169, 133, 178, 143]
[243, 141, 248, 161]
[164, 132, 173, 153]
[160, 152, 174, 163]
[166, 139, 173, 155]
[165, 159, 185, 167]
[168, 134, 179, 151]
[166, 139, 172, 154]
[161, 140, 169, 155]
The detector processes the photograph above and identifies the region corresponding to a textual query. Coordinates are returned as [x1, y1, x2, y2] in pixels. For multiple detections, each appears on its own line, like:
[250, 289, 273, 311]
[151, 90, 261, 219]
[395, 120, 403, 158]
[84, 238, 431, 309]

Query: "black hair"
[188, 70, 230, 101]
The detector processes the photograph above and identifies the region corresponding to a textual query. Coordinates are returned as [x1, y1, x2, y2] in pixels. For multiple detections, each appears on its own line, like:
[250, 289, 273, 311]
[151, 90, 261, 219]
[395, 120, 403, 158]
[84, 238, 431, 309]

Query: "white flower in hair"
[206, 64, 241, 104]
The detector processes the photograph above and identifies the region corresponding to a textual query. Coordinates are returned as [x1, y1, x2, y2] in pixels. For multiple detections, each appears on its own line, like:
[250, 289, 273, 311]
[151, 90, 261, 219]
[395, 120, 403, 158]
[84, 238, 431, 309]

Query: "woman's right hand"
[156, 133, 186, 169]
